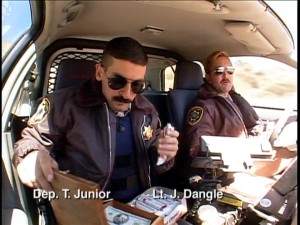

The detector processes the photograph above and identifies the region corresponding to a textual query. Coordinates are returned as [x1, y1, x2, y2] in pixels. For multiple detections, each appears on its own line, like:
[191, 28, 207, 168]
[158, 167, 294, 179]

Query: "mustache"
[113, 96, 132, 103]
[221, 79, 231, 83]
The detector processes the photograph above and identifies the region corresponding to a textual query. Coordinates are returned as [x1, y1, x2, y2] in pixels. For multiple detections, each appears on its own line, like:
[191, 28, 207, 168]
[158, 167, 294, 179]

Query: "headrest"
[174, 61, 204, 90]
[55, 59, 97, 90]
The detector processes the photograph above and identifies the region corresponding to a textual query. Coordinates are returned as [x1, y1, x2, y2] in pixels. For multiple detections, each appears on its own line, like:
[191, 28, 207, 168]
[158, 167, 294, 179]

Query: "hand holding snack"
[157, 123, 179, 165]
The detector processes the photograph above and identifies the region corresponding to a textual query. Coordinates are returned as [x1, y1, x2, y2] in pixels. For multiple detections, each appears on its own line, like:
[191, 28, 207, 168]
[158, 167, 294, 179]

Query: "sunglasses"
[210, 66, 235, 75]
[105, 73, 146, 94]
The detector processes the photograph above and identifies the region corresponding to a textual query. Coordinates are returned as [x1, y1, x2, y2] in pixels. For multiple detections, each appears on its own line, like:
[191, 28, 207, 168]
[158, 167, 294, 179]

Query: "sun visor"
[225, 22, 276, 55]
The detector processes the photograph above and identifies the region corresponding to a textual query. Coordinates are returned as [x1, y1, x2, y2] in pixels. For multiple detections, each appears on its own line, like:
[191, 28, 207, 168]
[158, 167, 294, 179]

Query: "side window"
[2, 0, 32, 59]
[163, 65, 175, 91]
[231, 56, 297, 110]
[163, 61, 204, 91]
[146, 57, 177, 92]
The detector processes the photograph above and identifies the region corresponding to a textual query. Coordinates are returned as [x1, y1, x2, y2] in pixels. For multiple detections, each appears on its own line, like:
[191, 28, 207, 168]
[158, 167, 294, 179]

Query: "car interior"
[2, 1, 297, 225]
[6, 38, 297, 225]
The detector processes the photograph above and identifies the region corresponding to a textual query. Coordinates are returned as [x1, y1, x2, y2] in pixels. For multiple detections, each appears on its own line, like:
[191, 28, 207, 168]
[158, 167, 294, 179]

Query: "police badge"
[142, 125, 153, 140]
[188, 106, 203, 125]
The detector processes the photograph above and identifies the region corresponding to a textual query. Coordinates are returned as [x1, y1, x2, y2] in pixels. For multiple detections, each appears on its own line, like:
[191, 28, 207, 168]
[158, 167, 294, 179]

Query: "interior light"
[212, 0, 224, 11]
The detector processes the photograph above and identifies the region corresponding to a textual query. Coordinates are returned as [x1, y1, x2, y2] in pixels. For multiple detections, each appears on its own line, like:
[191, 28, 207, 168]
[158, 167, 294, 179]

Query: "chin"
[221, 84, 232, 92]
[114, 103, 130, 112]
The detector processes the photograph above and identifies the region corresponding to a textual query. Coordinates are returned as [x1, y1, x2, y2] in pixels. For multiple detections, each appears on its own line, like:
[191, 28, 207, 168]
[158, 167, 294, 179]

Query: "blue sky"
[2, 1, 31, 41]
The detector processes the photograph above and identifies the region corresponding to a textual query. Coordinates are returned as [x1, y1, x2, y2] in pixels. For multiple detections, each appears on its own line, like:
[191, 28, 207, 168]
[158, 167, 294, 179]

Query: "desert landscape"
[232, 58, 297, 109]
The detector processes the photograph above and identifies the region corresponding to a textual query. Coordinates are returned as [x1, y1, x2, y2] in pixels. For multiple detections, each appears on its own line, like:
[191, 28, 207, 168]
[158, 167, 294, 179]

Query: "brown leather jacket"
[13, 78, 174, 190]
[183, 82, 261, 158]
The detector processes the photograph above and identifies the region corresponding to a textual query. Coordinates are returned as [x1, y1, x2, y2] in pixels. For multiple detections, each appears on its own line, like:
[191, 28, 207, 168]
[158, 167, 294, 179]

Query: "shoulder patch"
[188, 106, 204, 125]
[29, 98, 50, 124]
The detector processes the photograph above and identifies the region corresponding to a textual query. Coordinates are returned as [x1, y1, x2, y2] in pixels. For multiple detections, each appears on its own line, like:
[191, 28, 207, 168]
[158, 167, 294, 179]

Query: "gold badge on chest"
[143, 125, 153, 140]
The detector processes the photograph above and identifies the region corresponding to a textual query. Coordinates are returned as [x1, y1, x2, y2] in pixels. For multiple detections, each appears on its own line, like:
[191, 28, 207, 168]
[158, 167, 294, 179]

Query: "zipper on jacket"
[102, 103, 112, 190]
[140, 115, 152, 187]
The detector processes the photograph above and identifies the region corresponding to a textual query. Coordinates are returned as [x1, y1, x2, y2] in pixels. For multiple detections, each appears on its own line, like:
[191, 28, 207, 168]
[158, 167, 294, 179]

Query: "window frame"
[2, 1, 44, 84]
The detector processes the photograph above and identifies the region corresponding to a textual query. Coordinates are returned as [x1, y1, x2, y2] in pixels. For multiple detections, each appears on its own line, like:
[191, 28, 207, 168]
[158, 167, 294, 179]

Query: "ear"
[205, 73, 212, 84]
[95, 64, 104, 81]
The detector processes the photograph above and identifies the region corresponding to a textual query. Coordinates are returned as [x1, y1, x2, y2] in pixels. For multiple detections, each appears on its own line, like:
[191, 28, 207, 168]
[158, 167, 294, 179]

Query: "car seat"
[158, 61, 204, 190]
[54, 58, 98, 90]
[168, 61, 204, 132]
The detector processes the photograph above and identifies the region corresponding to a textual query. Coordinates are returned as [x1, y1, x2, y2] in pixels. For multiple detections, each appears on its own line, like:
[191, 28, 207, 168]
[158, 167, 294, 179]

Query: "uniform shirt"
[109, 113, 142, 202]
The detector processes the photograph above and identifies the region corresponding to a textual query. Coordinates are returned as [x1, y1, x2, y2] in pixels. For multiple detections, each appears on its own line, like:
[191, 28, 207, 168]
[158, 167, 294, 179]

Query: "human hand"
[17, 150, 58, 192]
[274, 146, 297, 159]
[251, 157, 293, 178]
[156, 126, 179, 162]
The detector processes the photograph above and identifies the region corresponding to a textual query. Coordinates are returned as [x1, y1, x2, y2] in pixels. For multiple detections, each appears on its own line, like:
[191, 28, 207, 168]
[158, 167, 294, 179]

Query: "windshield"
[2, 0, 32, 59]
[265, 0, 297, 61]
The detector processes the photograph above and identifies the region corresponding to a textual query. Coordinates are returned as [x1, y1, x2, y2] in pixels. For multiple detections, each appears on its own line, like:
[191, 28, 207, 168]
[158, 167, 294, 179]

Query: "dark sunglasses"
[210, 66, 235, 75]
[105, 73, 146, 94]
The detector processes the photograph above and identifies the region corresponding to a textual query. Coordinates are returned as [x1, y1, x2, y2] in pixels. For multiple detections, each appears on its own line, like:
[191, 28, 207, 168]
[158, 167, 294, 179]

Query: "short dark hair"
[101, 37, 148, 68]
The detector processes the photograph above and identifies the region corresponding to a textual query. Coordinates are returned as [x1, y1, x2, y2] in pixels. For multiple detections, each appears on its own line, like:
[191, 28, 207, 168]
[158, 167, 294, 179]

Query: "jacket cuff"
[12, 148, 39, 168]
[12, 142, 49, 168]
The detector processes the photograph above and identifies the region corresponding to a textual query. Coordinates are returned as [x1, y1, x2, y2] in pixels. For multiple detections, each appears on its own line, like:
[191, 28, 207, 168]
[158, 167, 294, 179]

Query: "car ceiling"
[34, 0, 296, 68]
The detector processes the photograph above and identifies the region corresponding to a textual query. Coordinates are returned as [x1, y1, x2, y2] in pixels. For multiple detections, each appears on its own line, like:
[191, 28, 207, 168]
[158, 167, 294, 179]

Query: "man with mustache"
[12, 37, 179, 203]
[183, 51, 263, 159]
[182, 51, 296, 198]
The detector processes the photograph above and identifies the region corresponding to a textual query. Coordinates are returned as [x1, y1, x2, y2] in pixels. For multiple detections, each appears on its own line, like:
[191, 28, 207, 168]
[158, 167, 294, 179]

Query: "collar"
[218, 94, 233, 102]
[116, 104, 131, 117]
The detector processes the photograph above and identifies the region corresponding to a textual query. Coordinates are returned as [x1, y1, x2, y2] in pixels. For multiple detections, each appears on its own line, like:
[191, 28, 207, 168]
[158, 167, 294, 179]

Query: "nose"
[224, 70, 231, 75]
[220, 71, 227, 77]
[120, 82, 133, 98]
[223, 70, 231, 77]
